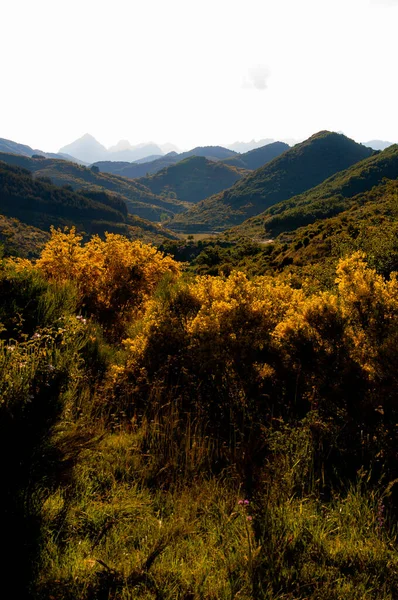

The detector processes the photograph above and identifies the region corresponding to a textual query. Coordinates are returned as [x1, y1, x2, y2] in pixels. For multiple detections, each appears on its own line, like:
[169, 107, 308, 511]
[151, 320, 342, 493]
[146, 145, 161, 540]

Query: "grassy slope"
[234, 178, 398, 283]
[137, 156, 247, 203]
[176, 181, 398, 285]
[169, 131, 375, 232]
[0, 214, 50, 257]
[268, 179, 398, 279]
[0, 153, 189, 221]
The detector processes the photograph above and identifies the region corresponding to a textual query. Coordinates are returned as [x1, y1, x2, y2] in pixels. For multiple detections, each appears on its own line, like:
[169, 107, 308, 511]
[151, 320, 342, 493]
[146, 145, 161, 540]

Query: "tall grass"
[35, 410, 398, 600]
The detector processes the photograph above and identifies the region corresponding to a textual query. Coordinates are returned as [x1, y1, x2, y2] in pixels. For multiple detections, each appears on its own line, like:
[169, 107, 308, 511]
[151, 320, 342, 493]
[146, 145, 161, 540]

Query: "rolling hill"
[0, 153, 189, 222]
[164, 144, 398, 281]
[136, 156, 247, 204]
[168, 131, 375, 232]
[265, 178, 398, 280]
[230, 143, 398, 240]
[0, 161, 178, 245]
[93, 146, 238, 179]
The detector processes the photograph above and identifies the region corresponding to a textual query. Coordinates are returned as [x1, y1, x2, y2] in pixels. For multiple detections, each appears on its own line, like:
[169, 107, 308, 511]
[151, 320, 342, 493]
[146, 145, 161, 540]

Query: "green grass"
[34, 416, 398, 600]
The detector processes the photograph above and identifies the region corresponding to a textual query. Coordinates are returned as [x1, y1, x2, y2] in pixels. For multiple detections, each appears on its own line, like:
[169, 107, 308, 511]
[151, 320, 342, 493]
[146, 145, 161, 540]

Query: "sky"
[1, 0, 398, 152]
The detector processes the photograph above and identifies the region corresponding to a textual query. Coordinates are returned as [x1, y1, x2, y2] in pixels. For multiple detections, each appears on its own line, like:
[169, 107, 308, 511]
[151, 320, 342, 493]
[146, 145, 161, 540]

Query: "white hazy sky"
[1, 0, 397, 152]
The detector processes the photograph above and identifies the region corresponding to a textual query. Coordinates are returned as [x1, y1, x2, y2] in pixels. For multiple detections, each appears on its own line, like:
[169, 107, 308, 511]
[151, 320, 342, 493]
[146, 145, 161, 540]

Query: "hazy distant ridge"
[0, 137, 84, 165]
[59, 134, 178, 164]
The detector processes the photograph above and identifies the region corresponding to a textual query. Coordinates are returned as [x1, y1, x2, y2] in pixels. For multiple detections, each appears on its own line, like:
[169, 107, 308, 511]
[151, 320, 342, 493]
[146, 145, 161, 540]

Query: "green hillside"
[0, 153, 189, 222]
[0, 161, 178, 245]
[265, 178, 398, 281]
[231, 143, 398, 240]
[221, 141, 289, 170]
[225, 178, 398, 285]
[169, 131, 375, 232]
[0, 214, 50, 257]
[94, 154, 180, 178]
[137, 156, 246, 203]
[94, 146, 238, 179]
[162, 148, 398, 282]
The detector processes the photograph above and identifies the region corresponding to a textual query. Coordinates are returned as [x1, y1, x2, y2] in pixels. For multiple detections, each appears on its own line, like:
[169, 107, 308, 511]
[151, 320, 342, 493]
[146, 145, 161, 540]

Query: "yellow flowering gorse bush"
[9, 227, 181, 333]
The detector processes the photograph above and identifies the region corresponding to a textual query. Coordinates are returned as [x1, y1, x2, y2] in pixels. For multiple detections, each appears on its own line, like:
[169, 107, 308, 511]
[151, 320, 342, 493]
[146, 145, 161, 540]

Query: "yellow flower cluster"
[10, 227, 181, 328]
[121, 253, 398, 390]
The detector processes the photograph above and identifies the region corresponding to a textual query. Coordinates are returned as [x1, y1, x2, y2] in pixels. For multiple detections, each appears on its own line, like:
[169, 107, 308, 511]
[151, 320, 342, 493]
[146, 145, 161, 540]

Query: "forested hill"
[0, 153, 189, 222]
[136, 156, 246, 204]
[0, 161, 177, 248]
[161, 144, 398, 282]
[93, 146, 238, 179]
[263, 177, 398, 281]
[0, 161, 127, 228]
[221, 141, 289, 170]
[168, 131, 375, 232]
[230, 143, 398, 240]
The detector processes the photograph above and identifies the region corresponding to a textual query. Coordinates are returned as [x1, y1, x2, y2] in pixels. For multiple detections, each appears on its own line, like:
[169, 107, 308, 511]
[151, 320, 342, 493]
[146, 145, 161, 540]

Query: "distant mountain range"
[61, 133, 294, 167]
[94, 143, 289, 180]
[93, 146, 239, 179]
[59, 134, 180, 165]
[0, 137, 84, 165]
[169, 131, 375, 232]
[363, 140, 394, 151]
[224, 138, 297, 153]
[224, 139, 276, 153]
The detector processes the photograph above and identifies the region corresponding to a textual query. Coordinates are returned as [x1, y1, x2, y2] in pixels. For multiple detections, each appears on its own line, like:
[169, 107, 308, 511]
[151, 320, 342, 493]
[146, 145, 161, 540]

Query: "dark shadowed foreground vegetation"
[2, 227, 398, 599]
